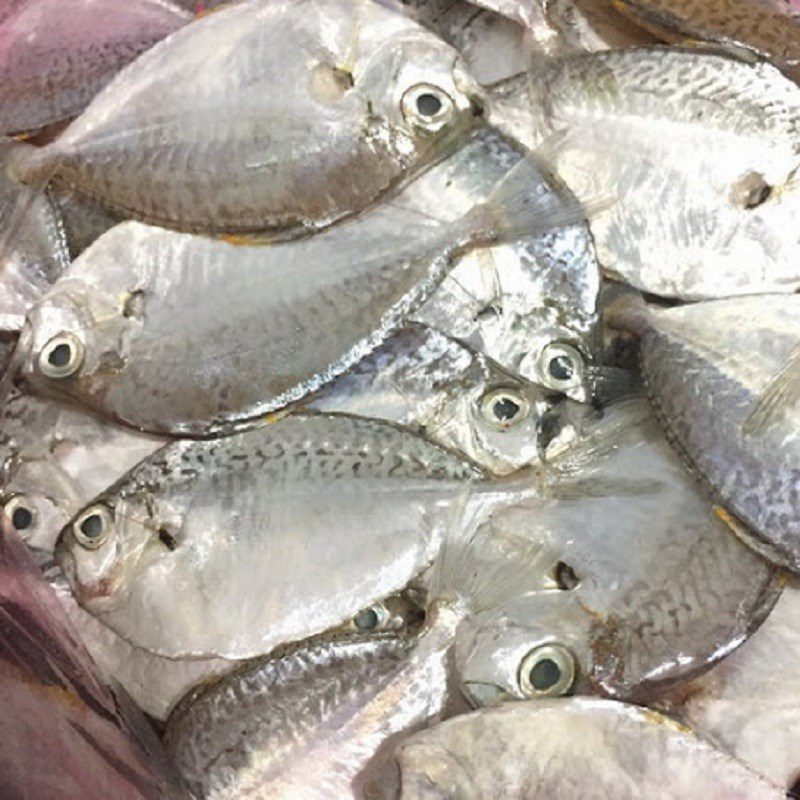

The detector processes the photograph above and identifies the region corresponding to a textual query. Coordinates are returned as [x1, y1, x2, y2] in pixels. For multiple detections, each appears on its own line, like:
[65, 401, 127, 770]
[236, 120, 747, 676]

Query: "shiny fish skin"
[19, 143, 590, 435]
[520, 47, 800, 300]
[12, 0, 484, 234]
[56, 414, 483, 659]
[393, 698, 784, 799]
[634, 295, 800, 573]
[455, 399, 779, 705]
[0, 0, 190, 136]
[615, 0, 800, 80]
[308, 325, 556, 476]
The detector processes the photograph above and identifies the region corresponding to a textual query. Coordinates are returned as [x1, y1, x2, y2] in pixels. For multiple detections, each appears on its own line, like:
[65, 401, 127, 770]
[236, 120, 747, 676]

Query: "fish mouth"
[461, 681, 511, 708]
[53, 525, 113, 604]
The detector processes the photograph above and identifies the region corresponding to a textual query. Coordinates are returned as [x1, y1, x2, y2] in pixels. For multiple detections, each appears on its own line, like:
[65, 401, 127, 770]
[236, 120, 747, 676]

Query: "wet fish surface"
[393, 698, 784, 798]
[454, 398, 779, 706]
[0, 0, 190, 136]
[11, 0, 485, 234]
[56, 413, 484, 658]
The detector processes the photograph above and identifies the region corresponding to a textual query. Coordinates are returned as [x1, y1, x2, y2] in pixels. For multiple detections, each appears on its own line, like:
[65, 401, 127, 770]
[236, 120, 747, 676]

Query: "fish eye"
[401, 83, 455, 133]
[730, 171, 772, 210]
[479, 387, 530, 430]
[72, 505, 113, 550]
[518, 644, 575, 698]
[38, 332, 84, 379]
[536, 343, 585, 393]
[2, 495, 37, 536]
[554, 561, 580, 591]
[352, 603, 390, 631]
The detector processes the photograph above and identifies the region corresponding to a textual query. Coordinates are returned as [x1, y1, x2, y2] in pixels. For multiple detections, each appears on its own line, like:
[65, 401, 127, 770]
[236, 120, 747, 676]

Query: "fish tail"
[742, 343, 800, 436]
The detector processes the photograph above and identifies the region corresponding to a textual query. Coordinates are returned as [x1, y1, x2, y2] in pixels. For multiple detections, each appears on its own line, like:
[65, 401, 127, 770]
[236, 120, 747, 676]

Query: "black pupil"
[48, 343, 72, 368]
[354, 608, 380, 630]
[555, 561, 579, 591]
[548, 355, 574, 382]
[530, 658, 562, 691]
[416, 92, 442, 117]
[80, 514, 104, 540]
[493, 397, 521, 422]
[11, 506, 33, 530]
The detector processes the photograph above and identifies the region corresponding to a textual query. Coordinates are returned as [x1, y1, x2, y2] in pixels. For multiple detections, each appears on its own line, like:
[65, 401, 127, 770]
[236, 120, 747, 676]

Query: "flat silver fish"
[615, 295, 800, 574]
[493, 47, 800, 300]
[393, 698, 784, 798]
[11, 0, 485, 234]
[17, 146, 590, 435]
[454, 398, 779, 706]
[55, 414, 485, 659]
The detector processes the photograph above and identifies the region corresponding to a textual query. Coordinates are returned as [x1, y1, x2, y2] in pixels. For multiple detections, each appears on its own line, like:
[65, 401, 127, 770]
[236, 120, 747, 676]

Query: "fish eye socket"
[401, 84, 455, 133]
[353, 603, 389, 631]
[38, 333, 84, 379]
[536, 343, 585, 393]
[73, 505, 113, 550]
[479, 387, 530, 430]
[518, 644, 575, 698]
[3, 495, 37, 536]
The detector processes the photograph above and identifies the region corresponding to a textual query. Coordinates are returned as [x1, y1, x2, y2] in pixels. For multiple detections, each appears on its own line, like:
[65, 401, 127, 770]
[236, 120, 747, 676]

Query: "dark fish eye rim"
[479, 387, 531, 430]
[72, 505, 113, 550]
[518, 644, 576, 698]
[38, 332, 85, 379]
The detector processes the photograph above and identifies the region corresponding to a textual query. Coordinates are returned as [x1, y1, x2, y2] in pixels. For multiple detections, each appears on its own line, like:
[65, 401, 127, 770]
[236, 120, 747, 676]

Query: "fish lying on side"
[488, 47, 800, 300]
[392, 698, 784, 798]
[0, 0, 190, 136]
[10, 0, 486, 235]
[453, 398, 779, 706]
[610, 294, 800, 574]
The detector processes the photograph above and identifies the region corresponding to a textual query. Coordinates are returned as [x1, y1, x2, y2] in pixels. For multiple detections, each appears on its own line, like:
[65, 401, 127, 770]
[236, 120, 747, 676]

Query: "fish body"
[520, 47, 800, 300]
[0, 0, 190, 135]
[455, 399, 779, 705]
[11, 0, 484, 234]
[393, 698, 784, 798]
[56, 414, 484, 658]
[632, 295, 800, 573]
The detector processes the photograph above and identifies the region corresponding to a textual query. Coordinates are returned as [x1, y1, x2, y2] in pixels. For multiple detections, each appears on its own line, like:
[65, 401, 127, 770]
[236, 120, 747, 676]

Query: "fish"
[16, 147, 592, 436]
[0, 0, 190, 136]
[162, 495, 544, 800]
[614, 0, 800, 81]
[55, 413, 491, 659]
[491, 47, 800, 300]
[612, 294, 800, 574]
[658, 581, 800, 793]
[10, 0, 486, 235]
[392, 698, 784, 798]
[453, 398, 779, 706]
[307, 325, 558, 476]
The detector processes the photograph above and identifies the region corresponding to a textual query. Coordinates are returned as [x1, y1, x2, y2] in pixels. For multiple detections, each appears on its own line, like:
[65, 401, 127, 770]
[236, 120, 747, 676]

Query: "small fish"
[0, 0, 190, 136]
[393, 698, 784, 798]
[16, 150, 589, 436]
[614, 0, 800, 81]
[11, 0, 485, 235]
[659, 582, 800, 793]
[491, 47, 800, 300]
[454, 398, 779, 706]
[613, 295, 800, 573]
[163, 496, 544, 800]
[55, 414, 487, 659]
[308, 325, 557, 476]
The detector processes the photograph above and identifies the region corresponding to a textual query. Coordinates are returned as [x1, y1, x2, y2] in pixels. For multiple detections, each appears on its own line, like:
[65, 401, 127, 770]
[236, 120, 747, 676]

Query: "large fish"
[393, 698, 784, 798]
[10, 0, 486, 235]
[612, 294, 800, 574]
[490, 47, 800, 300]
[16, 143, 593, 436]
[454, 399, 779, 706]
[55, 414, 491, 659]
[0, 0, 190, 136]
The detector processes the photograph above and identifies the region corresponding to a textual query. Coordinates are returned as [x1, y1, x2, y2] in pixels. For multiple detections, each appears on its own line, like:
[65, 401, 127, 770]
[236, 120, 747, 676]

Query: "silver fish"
[308, 325, 556, 476]
[494, 47, 800, 300]
[659, 581, 800, 793]
[17, 147, 589, 436]
[393, 698, 784, 799]
[454, 398, 779, 706]
[615, 295, 800, 574]
[55, 413, 485, 659]
[11, 0, 485, 235]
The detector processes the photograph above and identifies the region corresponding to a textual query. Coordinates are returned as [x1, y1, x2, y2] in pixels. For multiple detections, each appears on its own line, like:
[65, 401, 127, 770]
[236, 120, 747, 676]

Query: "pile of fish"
[2, 0, 800, 797]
